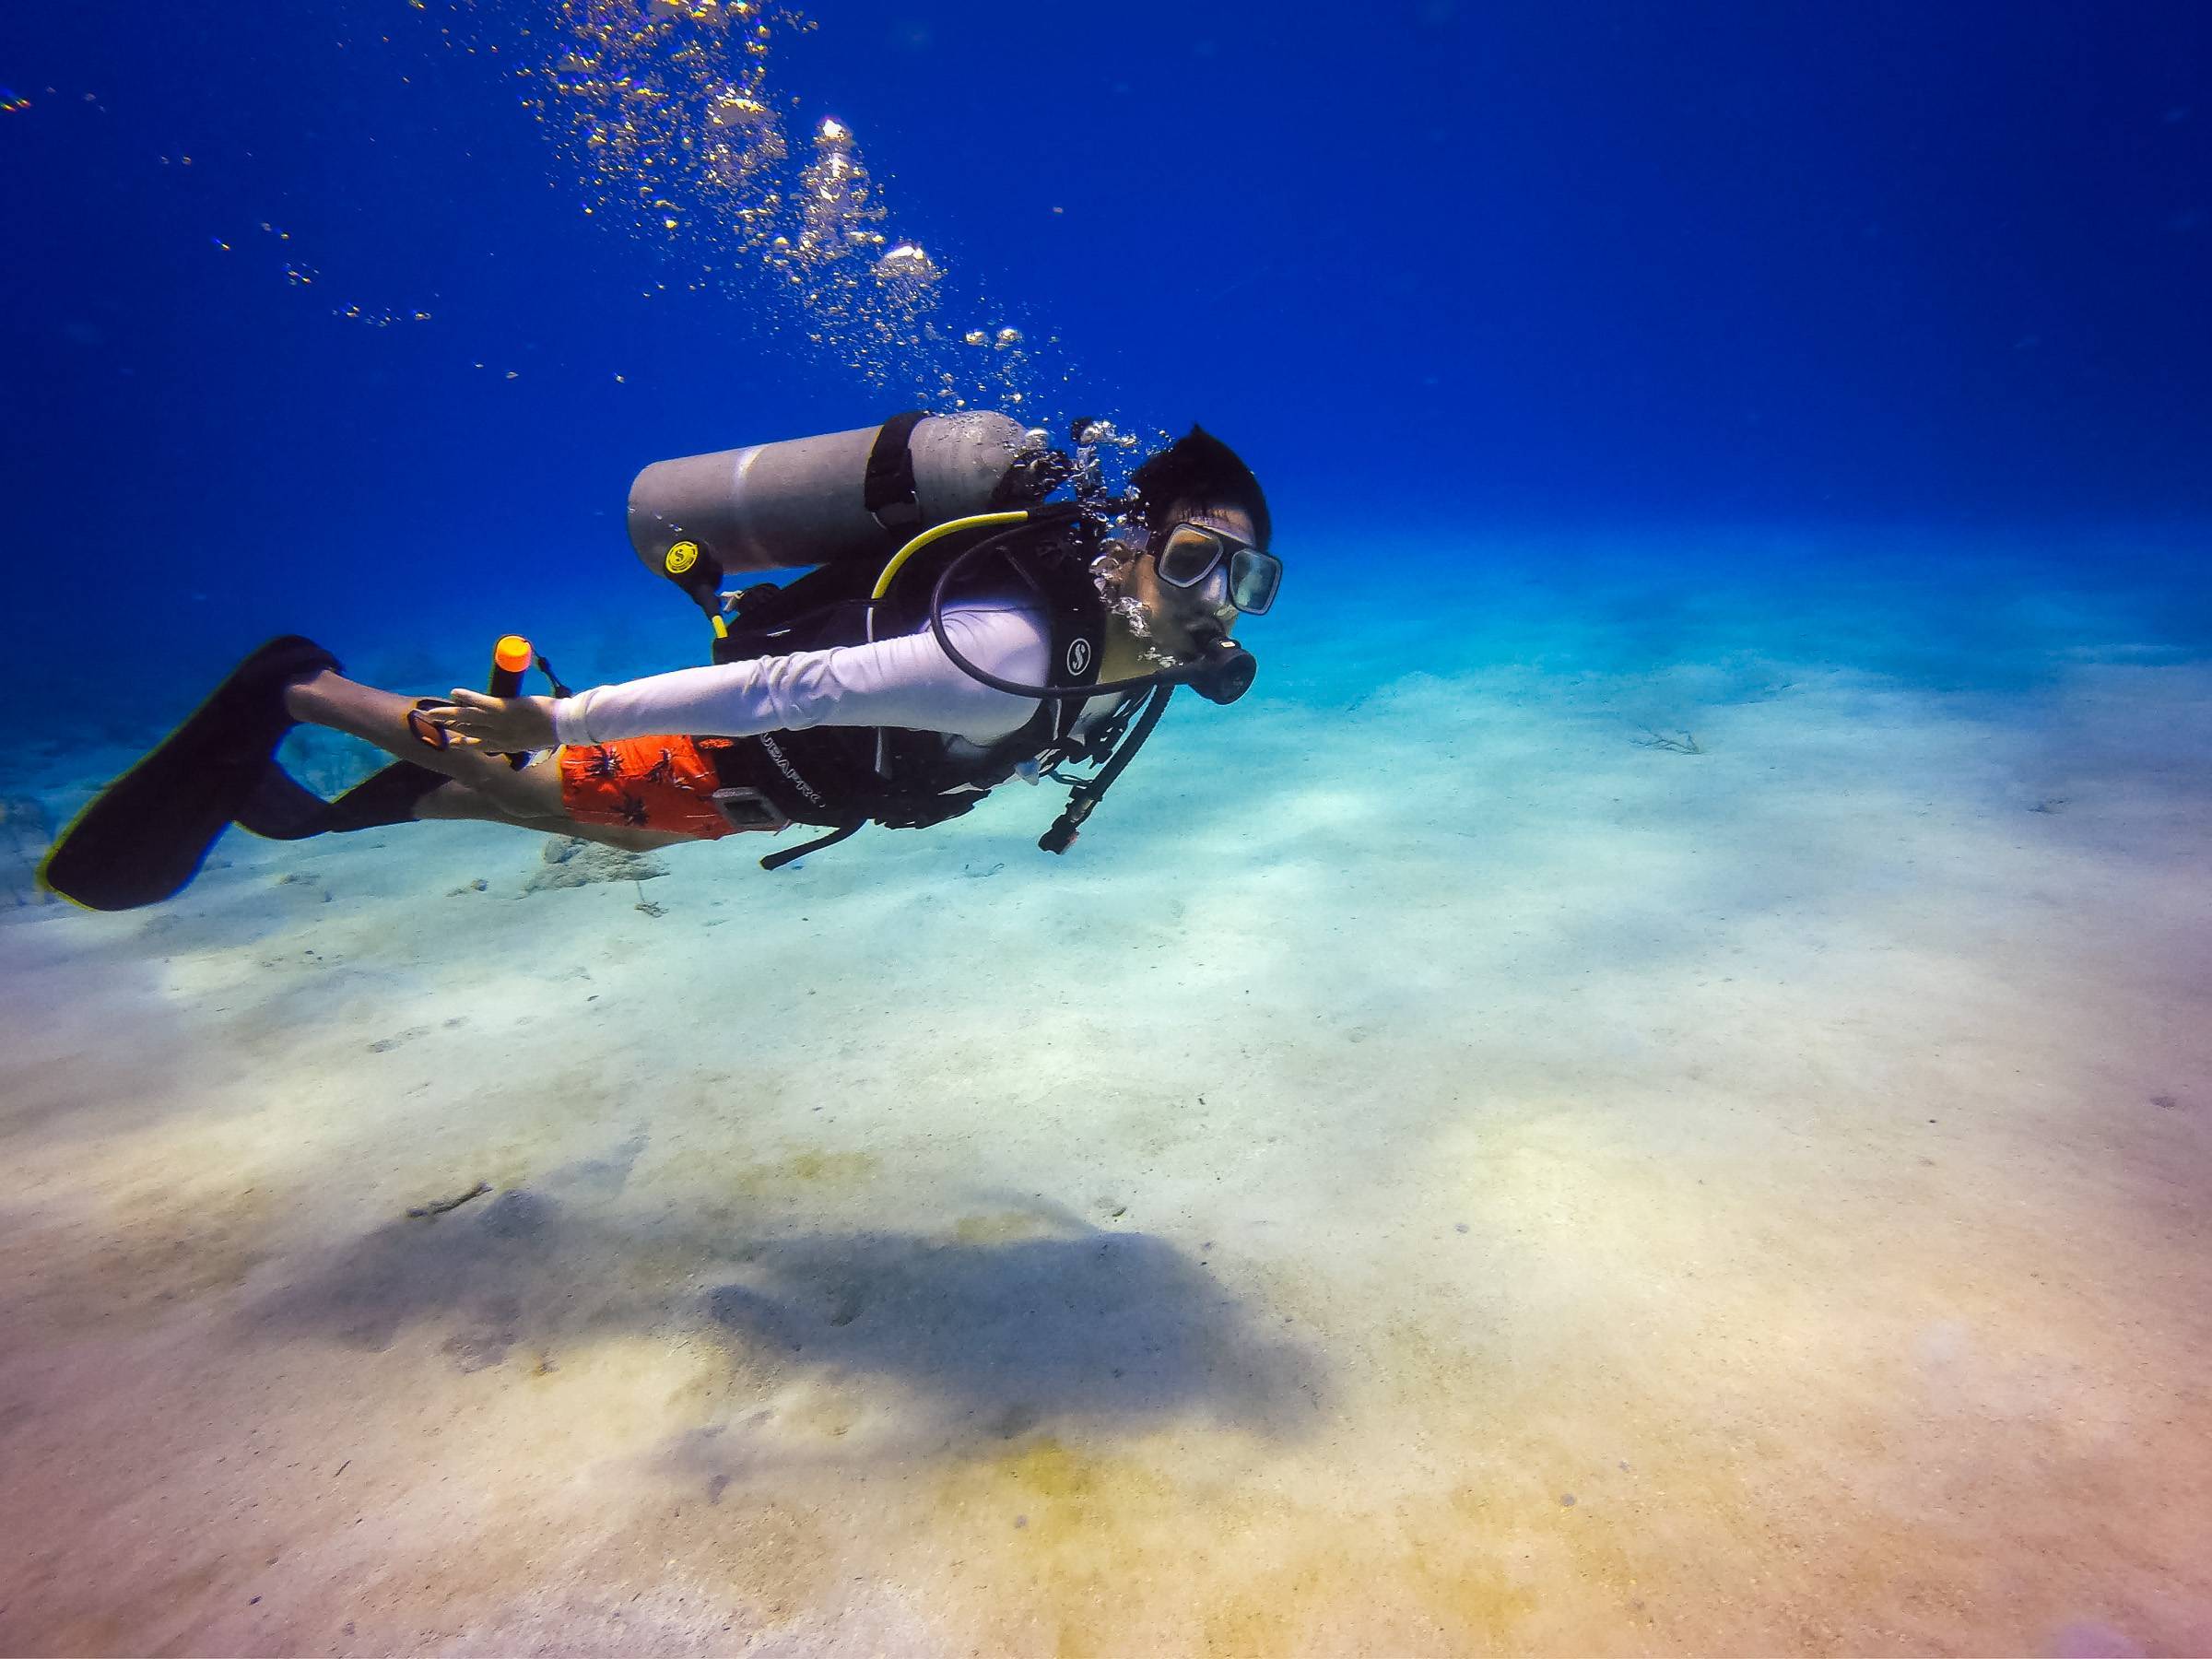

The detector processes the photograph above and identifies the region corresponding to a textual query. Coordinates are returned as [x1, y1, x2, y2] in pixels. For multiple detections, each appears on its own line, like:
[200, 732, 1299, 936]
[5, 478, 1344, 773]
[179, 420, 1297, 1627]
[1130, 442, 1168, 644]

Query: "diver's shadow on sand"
[244, 1185, 1323, 1444]
[702, 1224, 1317, 1435]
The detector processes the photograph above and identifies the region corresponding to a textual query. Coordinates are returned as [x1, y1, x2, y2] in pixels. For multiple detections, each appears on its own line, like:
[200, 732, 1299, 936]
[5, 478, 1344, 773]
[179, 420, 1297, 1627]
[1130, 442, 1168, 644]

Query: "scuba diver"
[41, 416, 1281, 911]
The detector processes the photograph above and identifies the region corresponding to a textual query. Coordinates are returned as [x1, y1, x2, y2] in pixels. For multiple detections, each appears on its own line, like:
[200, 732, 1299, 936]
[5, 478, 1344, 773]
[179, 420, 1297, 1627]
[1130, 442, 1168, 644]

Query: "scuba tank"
[628, 409, 1065, 615]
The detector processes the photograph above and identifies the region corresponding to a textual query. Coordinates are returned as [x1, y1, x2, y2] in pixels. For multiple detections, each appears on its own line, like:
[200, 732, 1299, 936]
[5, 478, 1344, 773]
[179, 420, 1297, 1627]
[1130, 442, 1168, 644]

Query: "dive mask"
[1155, 522, 1282, 616]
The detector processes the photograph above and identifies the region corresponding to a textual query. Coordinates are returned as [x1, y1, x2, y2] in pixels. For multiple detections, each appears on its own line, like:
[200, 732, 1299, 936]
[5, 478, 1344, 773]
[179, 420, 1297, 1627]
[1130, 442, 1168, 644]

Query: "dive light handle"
[490, 634, 534, 769]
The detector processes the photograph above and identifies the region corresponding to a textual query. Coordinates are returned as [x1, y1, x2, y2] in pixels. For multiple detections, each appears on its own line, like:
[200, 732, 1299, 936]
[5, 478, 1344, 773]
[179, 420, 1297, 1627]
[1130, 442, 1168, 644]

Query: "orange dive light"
[490, 634, 533, 697]
[490, 634, 534, 767]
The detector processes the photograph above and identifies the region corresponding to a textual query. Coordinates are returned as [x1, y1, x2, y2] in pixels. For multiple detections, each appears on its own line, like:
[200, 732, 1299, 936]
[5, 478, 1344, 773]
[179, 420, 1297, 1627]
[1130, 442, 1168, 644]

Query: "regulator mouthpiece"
[1183, 633, 1256, 704]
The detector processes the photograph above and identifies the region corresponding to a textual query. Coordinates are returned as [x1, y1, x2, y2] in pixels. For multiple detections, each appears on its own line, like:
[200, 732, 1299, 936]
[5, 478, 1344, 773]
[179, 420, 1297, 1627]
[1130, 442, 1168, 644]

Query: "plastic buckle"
[712, 786, 791, 833]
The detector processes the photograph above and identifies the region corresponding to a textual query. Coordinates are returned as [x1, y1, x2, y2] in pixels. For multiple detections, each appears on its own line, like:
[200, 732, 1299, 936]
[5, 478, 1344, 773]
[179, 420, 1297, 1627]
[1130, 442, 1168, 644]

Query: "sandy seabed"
[2, 544, 2209, 1656]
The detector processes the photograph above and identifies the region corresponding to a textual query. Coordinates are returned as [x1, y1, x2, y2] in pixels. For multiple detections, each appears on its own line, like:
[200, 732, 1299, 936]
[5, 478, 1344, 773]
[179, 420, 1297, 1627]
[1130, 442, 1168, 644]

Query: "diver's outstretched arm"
[281, 671, 691, 851]
[283, 670, 564, 820]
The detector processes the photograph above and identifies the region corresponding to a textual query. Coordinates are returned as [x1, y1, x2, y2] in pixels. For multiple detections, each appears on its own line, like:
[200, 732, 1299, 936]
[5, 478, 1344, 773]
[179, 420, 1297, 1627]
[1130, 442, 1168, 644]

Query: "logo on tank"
[1065, 639, 1092, 677]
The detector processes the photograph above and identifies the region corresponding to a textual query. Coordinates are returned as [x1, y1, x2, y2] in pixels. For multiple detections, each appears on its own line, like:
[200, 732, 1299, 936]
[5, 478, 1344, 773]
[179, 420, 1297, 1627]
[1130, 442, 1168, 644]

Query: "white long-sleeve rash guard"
[549, 597, 1055, 751]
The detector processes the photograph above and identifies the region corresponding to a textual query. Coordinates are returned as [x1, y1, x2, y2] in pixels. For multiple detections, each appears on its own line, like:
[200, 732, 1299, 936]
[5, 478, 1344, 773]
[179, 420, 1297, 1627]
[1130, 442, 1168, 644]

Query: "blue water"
[6, 0, 2208, 708]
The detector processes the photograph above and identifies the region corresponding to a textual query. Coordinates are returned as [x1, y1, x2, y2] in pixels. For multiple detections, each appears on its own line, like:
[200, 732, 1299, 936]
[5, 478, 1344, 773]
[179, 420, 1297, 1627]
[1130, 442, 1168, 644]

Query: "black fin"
[40, 637, 339, 911]
[324, 762, 448, 832]
[234, 765, 334, 840]
[240, 761, 446, 840]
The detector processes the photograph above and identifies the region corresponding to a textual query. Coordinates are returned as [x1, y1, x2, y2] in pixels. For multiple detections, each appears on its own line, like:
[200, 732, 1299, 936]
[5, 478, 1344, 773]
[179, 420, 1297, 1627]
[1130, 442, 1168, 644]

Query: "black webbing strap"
[760, 821, 862, 872]
[534, 653, 574, 700]
[863, 409, 930, 529]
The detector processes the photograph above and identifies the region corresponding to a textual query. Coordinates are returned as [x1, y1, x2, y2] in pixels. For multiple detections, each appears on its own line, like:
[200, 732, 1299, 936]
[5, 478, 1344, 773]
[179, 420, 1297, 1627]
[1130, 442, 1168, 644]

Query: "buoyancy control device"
[624, 411, 1252, 868]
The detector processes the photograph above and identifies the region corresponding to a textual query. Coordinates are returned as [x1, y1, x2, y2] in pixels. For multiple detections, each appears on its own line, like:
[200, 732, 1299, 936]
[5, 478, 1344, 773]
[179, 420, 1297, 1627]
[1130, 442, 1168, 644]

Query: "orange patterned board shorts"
[558, 735, 742, 840]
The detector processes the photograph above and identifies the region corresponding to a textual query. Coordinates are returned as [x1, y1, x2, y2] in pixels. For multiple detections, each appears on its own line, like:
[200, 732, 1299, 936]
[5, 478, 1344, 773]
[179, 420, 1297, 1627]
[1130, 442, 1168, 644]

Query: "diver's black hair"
[1127, 426, 1272, 548]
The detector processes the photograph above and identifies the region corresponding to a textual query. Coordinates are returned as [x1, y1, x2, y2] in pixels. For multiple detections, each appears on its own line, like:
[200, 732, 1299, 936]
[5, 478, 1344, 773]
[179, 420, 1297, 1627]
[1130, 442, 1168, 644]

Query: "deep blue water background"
[4, 0, 2208, 735]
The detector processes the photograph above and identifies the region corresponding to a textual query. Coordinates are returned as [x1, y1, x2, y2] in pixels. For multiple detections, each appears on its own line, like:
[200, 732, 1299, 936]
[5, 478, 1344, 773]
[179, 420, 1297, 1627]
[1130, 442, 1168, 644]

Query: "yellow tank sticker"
[665, 540, 700, 575]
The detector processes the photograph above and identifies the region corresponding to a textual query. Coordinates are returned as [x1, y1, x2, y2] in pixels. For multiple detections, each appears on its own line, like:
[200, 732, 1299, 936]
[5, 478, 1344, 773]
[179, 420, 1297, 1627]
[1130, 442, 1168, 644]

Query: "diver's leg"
[41, 636, 343, 909]
[414, 770, 697, 852]
[272, 685, 725, 849]
[282, 670, 560, 816]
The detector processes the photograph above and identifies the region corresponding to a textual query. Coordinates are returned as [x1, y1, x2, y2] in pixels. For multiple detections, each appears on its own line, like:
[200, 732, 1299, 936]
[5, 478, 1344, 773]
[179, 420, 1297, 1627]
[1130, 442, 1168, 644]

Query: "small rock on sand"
[522, 838, 670, 893]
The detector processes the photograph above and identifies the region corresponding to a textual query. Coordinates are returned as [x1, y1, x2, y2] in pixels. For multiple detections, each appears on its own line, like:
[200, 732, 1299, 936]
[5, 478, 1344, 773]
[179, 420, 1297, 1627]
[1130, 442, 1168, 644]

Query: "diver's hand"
[420, 689, 558, 752]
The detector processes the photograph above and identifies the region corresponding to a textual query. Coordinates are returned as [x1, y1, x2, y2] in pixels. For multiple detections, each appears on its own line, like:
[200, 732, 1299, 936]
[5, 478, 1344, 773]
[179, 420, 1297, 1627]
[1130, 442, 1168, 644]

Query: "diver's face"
[1130, 499, 1258, 656]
